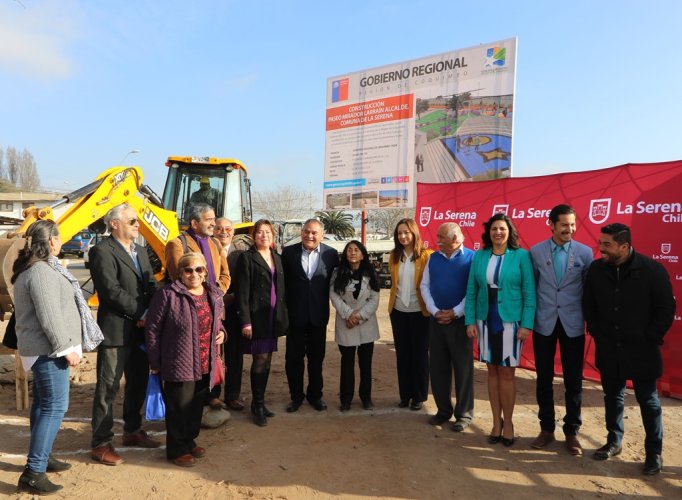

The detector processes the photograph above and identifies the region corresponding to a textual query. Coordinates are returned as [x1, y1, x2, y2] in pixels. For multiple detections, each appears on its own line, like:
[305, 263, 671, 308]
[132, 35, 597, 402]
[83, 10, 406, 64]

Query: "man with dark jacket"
[583, 223, 675, 475]
[90, 204, 160, 466]
[282, 219, 339, 412]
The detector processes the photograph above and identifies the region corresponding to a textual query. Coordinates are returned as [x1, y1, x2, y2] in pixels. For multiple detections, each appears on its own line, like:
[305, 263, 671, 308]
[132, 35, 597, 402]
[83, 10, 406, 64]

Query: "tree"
[415, 98, 429, 119]
[18, 149, 40, 190]
[0, 147, 5, 180]
[315, 210, 355, 238]
[367, 208, 414, 237]
[0, 146, 40, 189]
[6, 146, 19, 185]
[252, 184, 319, 222]
[447, 91, 471, 129]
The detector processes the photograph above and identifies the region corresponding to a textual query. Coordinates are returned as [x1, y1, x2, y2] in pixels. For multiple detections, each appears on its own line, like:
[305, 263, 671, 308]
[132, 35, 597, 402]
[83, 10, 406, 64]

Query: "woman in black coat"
[235, 220, 289, 426]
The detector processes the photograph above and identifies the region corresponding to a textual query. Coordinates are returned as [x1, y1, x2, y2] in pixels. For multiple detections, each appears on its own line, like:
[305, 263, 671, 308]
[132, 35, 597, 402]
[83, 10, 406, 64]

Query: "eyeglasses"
[122, 218, 139, 226]
[182, 266, 206, 275]
[216, 227, 233, 232]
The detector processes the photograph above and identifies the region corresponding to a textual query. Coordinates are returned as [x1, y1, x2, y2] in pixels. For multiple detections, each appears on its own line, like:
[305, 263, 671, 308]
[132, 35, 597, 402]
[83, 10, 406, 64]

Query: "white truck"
[279, 220, 393, 288]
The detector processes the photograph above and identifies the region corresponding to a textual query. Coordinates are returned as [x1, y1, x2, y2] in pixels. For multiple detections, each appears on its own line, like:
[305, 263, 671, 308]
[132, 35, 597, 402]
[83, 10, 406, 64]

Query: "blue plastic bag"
[145, 373, 166, 421]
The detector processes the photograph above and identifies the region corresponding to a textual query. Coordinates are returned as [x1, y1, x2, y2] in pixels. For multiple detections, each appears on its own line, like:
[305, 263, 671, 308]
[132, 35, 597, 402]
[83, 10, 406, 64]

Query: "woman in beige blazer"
[330, 241, 380, 412]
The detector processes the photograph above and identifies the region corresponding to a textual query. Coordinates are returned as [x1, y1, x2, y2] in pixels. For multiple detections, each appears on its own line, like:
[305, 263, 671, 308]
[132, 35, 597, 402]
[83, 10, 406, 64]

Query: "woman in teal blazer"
[465, 213, 536, 446]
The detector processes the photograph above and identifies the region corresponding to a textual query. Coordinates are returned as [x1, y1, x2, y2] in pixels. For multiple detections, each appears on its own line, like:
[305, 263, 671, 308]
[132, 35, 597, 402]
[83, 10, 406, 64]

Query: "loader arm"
[0, 166, 180, 314]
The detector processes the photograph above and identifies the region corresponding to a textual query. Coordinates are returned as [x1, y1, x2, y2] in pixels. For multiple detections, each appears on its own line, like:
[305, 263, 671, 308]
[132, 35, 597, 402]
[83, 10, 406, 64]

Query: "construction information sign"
[323, 37, 517, 210]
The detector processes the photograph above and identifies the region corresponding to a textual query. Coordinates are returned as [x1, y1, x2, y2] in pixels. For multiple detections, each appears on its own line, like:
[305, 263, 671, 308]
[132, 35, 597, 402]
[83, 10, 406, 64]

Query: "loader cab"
[162, 156, 253, 231]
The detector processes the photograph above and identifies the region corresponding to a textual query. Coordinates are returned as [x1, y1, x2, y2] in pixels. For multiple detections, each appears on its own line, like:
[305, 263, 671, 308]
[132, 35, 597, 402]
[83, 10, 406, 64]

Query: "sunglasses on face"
[182, 266, 206, 275]
[121, 218, 139, 226]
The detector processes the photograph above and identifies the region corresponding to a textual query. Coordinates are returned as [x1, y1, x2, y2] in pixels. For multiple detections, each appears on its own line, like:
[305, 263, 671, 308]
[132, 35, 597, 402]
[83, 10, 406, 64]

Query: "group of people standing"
[387, 205, 674, 478]
[11, 201, 675, 494]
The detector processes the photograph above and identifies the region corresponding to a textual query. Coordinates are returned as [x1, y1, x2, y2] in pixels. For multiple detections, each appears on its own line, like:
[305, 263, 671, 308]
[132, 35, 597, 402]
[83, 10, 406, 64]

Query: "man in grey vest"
[529, 204, 593, 455]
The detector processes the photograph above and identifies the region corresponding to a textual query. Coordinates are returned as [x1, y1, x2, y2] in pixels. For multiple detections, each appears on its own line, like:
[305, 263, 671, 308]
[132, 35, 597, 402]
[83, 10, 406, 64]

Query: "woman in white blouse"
[387, 219, 433, 410]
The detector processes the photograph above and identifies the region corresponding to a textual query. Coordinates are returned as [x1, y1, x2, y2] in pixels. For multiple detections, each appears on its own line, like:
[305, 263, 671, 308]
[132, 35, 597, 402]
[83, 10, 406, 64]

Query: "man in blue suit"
[529, 204, 593, 455]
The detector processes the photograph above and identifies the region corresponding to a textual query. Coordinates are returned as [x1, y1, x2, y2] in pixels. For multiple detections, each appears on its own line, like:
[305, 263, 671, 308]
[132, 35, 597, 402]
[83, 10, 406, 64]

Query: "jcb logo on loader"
[112, 171, 129, 186]
[143, 207, 170, 242]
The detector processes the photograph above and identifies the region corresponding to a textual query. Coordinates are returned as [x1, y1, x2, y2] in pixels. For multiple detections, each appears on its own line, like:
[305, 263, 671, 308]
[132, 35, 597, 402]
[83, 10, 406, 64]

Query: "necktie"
[553, 245, 567, 283]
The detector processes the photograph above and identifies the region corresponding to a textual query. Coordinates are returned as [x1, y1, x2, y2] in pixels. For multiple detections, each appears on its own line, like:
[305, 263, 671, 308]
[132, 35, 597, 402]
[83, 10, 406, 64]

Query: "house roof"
[0, 192, 63, 202]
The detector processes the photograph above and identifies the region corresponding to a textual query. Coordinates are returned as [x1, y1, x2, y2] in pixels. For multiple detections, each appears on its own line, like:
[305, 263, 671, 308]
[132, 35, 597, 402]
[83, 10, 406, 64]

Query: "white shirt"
[301, 244, 321, 279]
[394, 255, 420, 312]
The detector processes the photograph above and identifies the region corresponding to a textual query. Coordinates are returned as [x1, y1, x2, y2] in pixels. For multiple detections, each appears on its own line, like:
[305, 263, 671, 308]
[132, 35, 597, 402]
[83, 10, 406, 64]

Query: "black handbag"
[2, 312, 17, 350]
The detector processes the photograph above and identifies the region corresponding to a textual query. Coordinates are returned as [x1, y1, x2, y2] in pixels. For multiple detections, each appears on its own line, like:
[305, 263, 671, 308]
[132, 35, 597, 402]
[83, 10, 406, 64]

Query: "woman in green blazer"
[465, 214, 536, 446]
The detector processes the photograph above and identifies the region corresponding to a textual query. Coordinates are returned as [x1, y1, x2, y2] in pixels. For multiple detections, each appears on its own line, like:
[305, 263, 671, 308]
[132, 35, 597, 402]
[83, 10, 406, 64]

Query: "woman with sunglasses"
[145, 252, 225, 467]
[235, 219, 289, 426]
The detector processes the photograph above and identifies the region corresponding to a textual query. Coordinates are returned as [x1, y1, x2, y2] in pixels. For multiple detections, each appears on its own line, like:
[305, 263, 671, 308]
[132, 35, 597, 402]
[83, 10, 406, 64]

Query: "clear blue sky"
[1, 0, 680, 196]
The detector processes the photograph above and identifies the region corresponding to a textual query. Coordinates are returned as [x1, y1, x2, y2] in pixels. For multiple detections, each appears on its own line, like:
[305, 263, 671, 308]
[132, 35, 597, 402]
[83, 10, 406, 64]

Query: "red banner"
[416, 160, 682, 398]
[325, 94, 414, 131]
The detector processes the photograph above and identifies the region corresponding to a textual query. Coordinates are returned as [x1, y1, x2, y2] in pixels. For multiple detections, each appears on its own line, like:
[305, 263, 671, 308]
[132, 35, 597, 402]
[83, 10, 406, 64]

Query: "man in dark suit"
[282, 219, 339, 412]
[583, 223, 675, 475]
[90, 203, 160, 466]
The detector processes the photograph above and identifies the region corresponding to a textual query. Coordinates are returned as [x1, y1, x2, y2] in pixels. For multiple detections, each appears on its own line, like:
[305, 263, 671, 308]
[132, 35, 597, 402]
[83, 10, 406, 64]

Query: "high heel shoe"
[487, 418, 504, 444]
[502, 422, 515, 447]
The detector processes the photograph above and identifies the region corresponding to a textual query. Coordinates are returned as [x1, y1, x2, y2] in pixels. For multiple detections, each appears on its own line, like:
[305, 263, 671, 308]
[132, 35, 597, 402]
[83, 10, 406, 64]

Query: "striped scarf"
[47, 256, 103, 352]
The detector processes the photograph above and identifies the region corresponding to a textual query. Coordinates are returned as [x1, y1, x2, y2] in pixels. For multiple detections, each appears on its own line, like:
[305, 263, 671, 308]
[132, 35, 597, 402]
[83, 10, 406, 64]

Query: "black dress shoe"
[18, 468, 63, 495]
[452, 419, 470, 432]
[643, 453, 662, 475]
[263, 405, 275, 418]
[488, 433, 503, 444]
[339, 402, 351, 412]
[362, 399, 374, 410]
[398, 400, 409, 408]
[428, 414, 450, 426]
[46, 455, 72, 472]
[308, 399, 327, 411]
[593, 442, 622, 460]
[410, 401, 423, 411]
[286, 400, 303, 413]
[252, 407, 267, 427]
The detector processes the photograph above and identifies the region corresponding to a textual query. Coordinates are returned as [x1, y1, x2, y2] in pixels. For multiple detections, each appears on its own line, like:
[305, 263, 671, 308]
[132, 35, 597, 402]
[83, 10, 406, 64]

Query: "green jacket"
[465, 247, 536, 329]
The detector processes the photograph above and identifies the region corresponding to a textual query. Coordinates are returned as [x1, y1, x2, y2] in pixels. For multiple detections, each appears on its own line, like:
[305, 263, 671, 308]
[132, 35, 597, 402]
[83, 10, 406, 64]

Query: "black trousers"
[338, 342, 374, 404]
[429, 318, 474, 421]
[163, 375, 209, 459]
[533, 319, 585, 436]
[390, 309, 430, 403]
[285, 324, 327, 402]
[91, 345, 149, 448]
[224, 324, 244, 402]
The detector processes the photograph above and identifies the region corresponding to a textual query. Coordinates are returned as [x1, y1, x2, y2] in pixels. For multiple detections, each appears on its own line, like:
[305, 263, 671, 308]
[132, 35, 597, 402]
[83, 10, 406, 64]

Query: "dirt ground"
[1, 294, 681, 499]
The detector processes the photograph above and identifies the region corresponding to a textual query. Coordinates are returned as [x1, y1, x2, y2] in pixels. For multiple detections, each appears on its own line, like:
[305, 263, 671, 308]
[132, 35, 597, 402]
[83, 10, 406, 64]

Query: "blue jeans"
[28, 356, 70, 472]
[601, 375, 663, 455]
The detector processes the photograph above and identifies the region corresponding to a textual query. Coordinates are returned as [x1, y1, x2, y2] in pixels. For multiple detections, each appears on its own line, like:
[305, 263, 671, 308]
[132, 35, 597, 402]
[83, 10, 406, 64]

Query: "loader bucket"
[0, 238, 26, 316]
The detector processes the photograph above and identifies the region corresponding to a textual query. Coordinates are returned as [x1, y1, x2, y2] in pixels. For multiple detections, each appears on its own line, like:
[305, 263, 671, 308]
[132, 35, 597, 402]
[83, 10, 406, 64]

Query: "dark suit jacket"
[90, 236, 158, 347]
[235, 247, 288, 339]
[583, 250, 675, 380]
[282, 243, 339, 328]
